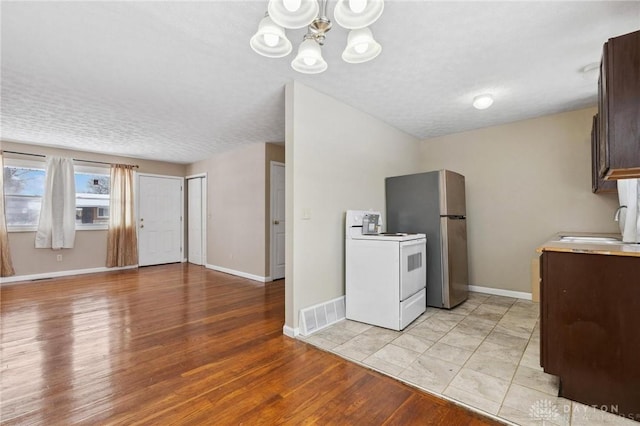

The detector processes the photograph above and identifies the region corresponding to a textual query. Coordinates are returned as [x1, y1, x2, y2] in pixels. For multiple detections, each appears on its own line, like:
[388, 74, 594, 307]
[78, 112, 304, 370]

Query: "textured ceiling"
[1, 1, 639, 164]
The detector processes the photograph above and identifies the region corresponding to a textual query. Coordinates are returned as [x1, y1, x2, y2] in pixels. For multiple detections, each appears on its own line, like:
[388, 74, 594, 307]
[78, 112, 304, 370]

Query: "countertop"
[537, 232, 640, 257]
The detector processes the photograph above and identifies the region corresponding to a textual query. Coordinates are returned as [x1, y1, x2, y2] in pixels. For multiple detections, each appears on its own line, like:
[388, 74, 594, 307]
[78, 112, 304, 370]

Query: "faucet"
[614, 205, 627, 221]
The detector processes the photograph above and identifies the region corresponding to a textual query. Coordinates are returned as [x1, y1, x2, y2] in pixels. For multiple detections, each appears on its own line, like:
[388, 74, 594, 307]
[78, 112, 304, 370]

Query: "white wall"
[419, 107, 619, 293]
[285, 82, 423, 330]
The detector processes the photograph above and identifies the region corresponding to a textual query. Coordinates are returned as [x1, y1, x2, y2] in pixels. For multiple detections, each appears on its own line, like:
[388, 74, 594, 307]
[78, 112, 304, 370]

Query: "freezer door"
[440, 217, 469, 308]
[440, 170, 466, 217]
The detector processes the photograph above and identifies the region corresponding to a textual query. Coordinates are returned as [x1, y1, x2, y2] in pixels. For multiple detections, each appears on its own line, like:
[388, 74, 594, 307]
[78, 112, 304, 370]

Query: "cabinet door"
[597, 45, 609, 179]
[541, 251, 640, 416]
[540, 252, 561, 375]
[539, 254, 546, 369]
[592, 114, 616, 193]
[599, 30, 640, 179]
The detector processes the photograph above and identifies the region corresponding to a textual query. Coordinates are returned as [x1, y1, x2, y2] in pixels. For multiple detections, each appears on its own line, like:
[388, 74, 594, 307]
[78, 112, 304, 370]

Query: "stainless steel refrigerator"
[385, 170, 468, 308]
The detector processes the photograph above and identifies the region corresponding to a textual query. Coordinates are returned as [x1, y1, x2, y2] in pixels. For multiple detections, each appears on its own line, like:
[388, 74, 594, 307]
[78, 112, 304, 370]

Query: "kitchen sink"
[558, 236, 623, 244]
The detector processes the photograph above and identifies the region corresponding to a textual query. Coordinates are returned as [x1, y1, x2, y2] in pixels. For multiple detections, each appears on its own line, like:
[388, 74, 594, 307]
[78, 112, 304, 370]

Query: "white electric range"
[345, 210, 427, 331]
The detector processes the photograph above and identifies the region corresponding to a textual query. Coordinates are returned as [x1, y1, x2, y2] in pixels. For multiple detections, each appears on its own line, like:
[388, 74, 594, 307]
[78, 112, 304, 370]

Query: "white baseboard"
[282, 325, 299, 338]
[469, 285, 532, 301]
[0, 265, 139, 285]
[205, 264, 270, 283]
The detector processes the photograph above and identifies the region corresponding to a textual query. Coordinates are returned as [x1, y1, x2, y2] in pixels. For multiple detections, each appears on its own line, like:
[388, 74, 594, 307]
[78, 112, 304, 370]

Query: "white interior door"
[188, 177, 205, 265]
[138, 175, 183, 267]
[270, 162, 285, 280]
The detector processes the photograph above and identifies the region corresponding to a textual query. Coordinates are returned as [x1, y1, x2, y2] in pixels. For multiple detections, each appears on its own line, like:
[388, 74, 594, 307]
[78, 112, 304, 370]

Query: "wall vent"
[299, 296, 346, 336]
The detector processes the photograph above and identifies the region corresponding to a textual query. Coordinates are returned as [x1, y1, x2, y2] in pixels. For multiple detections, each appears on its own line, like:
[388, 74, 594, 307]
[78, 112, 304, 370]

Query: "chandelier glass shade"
[251, 0, 384, 74]
[291, 38, 328, 74]
[342, 27, 381, 63]
[268, 0, 319, 29]
[333, 0, 384, 29]
[250, 15, 293, 58]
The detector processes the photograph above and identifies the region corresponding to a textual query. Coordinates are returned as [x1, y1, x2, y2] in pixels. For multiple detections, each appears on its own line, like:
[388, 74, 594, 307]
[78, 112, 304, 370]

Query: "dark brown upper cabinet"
[597, 29, 640, 180]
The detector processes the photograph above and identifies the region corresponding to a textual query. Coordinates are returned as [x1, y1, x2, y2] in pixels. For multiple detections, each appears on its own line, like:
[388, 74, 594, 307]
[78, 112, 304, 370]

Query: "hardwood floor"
[1, 264, 502, 425]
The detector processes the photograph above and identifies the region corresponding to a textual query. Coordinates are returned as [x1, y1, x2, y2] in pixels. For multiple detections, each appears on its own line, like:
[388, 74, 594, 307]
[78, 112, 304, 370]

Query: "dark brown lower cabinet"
[540, 251, 640, 419]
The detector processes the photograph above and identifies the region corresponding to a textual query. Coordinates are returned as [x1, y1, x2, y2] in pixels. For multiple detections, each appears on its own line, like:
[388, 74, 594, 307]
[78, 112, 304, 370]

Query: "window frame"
[97, 207, 109, 219]
[3, 158, 46, 232]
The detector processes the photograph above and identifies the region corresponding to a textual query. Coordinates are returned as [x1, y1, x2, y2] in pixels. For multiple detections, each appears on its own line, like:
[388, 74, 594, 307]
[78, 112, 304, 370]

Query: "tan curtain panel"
[106, 164, 138, 267]
[1, 153, 16, 277]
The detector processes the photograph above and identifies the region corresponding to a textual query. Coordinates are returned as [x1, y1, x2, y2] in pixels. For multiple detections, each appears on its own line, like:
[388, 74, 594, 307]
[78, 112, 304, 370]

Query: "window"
[3, 162, 45, 229]
[75, 170, 110, 228]
[3, 159, 111, 231]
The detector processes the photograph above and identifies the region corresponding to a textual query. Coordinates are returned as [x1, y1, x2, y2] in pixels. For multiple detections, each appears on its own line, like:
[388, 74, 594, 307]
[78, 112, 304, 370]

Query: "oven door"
[399, 238, 427, 301]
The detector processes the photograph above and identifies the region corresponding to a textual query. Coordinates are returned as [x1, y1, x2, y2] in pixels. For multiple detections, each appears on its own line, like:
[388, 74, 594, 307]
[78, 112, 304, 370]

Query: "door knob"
[274, 220, 280, 225]
[140, 224, 144, 228]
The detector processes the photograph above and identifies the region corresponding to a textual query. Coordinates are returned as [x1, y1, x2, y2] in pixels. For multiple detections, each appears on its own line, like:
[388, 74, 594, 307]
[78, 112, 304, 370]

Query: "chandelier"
[250, 0, 384, 74]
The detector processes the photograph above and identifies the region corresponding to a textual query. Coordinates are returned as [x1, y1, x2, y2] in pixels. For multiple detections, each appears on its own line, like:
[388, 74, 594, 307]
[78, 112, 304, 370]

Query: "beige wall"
[419, 107, 619, 293]
[5, 99, 615, 320]
[8, 230, 108, 275]
[2, 140, 187, 278]
[187, 142, 271, 279]
[285, 82, 423, 330]
[265, 143, 285, 275]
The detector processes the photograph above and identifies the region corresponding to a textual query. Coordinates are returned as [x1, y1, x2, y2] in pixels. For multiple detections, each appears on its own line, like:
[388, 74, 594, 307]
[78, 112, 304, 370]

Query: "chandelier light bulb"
[263, 33, 280, 47]
[303, 56, 317, 66]
[268, 0, 319, 29]
[473, 94, 494, 110]
[354, 42, 369, 54]
[334, 0, 384, 29]
[283, 0, 301, 12]
[349, 0, 367, 13]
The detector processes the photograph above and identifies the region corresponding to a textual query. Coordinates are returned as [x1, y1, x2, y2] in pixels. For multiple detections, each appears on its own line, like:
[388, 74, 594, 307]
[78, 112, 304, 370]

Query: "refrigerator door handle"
[440, 220, 451, 308]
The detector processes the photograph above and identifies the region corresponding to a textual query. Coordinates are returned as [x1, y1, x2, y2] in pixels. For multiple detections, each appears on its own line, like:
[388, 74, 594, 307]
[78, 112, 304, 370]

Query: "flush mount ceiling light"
[251, 0, 384, 74]
[473, 94, 494, 110]
[581, 62, 600, 81]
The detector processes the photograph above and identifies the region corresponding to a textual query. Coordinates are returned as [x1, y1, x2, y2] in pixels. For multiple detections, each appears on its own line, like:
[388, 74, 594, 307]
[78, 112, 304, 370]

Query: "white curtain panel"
[35, 156, 76, 249]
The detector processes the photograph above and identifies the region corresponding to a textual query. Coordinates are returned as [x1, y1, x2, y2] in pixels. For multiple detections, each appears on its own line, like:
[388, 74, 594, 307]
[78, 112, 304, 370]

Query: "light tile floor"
[299, 293, 637, 426]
